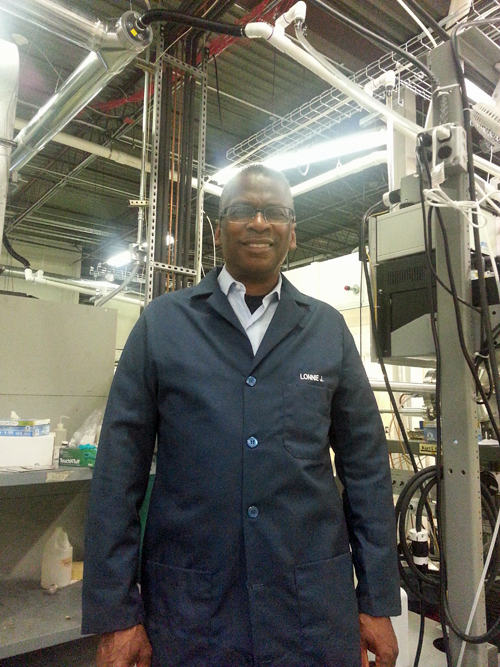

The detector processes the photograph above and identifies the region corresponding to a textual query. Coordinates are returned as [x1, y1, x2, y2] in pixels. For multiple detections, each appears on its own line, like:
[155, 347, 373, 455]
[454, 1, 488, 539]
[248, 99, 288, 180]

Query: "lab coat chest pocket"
[283, 383, 333, 459]
[295, 553, 359, 652]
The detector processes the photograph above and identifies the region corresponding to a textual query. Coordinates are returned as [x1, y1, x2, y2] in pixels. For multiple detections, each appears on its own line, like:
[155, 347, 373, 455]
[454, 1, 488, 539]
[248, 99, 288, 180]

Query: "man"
[82, 165, 400, 667]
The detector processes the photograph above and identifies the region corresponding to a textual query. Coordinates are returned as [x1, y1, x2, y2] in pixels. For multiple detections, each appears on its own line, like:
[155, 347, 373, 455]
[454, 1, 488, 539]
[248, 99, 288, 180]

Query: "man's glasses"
[220, 205, 295, 225]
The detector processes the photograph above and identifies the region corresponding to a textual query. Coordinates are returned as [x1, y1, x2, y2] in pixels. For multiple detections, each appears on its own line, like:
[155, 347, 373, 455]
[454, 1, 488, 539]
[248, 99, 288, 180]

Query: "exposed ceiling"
[1, 0, 499, 293]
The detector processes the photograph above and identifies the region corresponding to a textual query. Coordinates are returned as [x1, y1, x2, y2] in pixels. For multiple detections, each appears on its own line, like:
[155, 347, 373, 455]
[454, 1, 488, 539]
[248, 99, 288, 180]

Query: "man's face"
[215, 172, 297, 291]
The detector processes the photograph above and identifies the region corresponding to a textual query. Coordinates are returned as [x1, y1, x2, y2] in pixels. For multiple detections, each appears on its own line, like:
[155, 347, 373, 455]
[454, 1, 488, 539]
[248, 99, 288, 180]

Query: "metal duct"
[0, 40, 19, 246]
[9, 8, 152, 172]
[0, 0, 107, 52]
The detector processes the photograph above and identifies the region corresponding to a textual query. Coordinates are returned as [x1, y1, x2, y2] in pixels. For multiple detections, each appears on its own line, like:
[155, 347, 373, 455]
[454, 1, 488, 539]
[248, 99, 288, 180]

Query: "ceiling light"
[166, 233, 175, 245]
[465, 78, 494, 105]
[211, 129, 387, 185]
[106, 250, 132, 267]
[265, 129, 386, 171]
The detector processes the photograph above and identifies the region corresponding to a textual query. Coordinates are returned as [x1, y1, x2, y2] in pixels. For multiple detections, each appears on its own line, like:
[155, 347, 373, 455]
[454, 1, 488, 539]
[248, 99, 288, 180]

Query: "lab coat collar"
[191, 269, 311, 368]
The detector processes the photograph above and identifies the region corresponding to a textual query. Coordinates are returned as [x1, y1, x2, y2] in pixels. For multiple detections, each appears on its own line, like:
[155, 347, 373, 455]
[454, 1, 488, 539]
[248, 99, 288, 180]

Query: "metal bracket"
[160, 53, 202, 79]
[151, 262, 197, 277]
[129, 199, 149, 207]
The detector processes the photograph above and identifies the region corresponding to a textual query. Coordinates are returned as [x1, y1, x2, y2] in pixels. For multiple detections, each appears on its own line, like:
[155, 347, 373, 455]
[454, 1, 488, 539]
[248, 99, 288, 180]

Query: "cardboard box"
[59, 446, 97, 468]
[0, 418, 50, 426]
[0, 434, 54, 468]
[0, 423, 51, 437]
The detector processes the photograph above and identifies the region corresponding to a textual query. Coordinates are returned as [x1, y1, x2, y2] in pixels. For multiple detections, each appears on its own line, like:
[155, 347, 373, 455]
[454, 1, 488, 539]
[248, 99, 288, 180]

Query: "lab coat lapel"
[190, 269, 247, 337]
[251, 276, 309, 370]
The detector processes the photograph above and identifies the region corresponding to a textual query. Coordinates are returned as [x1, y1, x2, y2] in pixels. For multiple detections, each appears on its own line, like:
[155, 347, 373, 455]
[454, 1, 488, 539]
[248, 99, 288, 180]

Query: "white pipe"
[290, 151, 387, 197]
[13, 118, 222, 197]
[395, 0, 437, 47]
[15, 267, 143, 305]
[243, 22, 497, 186]
[276, 1, 306, 30]
[244, 22, 421, 141]
[370, 380, 435, 395]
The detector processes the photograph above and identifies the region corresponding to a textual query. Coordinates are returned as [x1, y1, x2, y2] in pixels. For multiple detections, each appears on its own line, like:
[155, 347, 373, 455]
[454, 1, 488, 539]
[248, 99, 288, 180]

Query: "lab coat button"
[246, 376, 257, 387]
[247, 505, 259, 519]
[246, 437, 258, 448]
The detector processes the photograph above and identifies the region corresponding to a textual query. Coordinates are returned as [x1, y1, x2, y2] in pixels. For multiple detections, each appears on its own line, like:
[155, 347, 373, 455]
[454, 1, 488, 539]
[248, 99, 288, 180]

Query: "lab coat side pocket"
[142, 559, 214, 657]
[295, 552, 360, 655]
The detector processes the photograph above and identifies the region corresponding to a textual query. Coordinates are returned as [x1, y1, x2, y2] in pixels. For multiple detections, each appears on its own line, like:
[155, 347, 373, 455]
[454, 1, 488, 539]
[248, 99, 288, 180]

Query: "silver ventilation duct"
[0, 0, 108, 52]
[2, 1, 153, 172]
[0, 39, 19, 245]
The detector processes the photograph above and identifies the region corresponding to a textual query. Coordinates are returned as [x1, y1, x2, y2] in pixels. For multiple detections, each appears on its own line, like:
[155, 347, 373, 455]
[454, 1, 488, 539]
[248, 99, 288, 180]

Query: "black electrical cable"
[2, 233, 31, 269]
[449, 18, 500, 439]
[136, 10, 244, 37]
[417, 143, 500, 444]
[395, 469, 500, 611]
[415, 140, 500, 648]
[396, 0, 450, 43]
[413, 591, 426, 667]
[305, 0, 438, 87]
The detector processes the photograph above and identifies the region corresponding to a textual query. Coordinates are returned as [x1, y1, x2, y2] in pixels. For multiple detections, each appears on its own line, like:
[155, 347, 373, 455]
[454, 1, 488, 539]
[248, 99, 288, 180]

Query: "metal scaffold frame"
[145, 33, 206, 305]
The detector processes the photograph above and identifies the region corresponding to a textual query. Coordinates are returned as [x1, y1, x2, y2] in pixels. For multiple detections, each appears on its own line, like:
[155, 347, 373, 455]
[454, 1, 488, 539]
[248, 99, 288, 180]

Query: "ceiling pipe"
[1, 264, 143, 305]
[0, 0, 108, 52]
[8, 5, 153, 173]
[0, 40, 19, 248]
[290, 151, 388, 197]
[12, 118, 223, 197]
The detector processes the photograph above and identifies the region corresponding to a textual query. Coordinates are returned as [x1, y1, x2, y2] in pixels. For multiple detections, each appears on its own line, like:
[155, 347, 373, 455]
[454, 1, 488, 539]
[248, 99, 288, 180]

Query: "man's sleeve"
[330, 317, 401, 618]
[82, 311, 158, 634]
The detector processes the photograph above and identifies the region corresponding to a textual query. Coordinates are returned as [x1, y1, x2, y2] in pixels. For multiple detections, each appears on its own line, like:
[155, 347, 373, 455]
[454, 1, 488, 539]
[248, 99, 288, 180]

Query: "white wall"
[0, 240, 140, 359]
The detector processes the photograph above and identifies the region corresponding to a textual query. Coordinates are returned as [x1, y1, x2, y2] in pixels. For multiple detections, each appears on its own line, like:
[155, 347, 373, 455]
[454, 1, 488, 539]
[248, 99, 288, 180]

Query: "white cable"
[205, 213, 217, 267]
[456, 503, 500, 667]
[394, 0, 438, 47]
[474, 183, 500, 301]
[422, 187, 487, 227]
[423, 183, 500, 305]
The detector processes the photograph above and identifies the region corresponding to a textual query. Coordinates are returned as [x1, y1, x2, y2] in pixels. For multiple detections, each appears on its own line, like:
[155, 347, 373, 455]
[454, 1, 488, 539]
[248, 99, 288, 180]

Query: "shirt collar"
[218, 265, 282, 302]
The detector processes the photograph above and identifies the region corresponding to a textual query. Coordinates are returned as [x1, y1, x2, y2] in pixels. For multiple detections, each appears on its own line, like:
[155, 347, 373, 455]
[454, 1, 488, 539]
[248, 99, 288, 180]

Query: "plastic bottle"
[41, 527, 73, 590]
[53, 416, 69, 466]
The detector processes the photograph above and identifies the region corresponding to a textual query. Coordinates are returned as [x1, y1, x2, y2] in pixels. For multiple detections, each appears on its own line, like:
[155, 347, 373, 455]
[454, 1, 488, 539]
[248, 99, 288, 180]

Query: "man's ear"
[214, 222, 221, 247]
[289, 224, 297, 251]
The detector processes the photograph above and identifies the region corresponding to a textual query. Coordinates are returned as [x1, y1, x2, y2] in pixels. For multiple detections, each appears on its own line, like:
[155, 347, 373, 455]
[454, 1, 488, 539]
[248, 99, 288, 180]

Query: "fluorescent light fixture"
[211, 129, 387, 185]
[107, 250, 132, 267]
[465, 78, 494, 105]
[166, 233, 175, 245]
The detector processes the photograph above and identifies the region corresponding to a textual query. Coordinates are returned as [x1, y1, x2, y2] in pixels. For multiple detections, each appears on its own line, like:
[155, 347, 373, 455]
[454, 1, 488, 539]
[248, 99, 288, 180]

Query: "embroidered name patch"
[299, 373, 324, 382]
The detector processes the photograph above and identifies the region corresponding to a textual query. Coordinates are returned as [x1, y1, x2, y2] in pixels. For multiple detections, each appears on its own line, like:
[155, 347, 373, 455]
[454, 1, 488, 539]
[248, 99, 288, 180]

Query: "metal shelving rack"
[0, 468, 94, 659]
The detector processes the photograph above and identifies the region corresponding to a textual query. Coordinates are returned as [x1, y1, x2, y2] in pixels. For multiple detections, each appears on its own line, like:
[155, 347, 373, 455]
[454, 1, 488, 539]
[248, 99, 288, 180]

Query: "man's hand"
[96, 623, 153, 667]
[359, 613, 398, 667]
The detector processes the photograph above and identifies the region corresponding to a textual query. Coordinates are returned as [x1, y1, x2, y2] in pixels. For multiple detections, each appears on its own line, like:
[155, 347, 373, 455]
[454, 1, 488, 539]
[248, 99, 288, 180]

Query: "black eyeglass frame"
[220, 205, 296, 225]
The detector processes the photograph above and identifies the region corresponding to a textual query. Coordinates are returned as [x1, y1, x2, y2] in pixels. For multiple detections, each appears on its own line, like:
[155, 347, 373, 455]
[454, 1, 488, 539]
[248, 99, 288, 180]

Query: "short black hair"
[219, 164, 293, 218]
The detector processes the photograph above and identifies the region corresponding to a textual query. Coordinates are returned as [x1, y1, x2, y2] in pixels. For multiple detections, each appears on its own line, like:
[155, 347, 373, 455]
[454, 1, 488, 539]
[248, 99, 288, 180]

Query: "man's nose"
[247, 210, 270, 229]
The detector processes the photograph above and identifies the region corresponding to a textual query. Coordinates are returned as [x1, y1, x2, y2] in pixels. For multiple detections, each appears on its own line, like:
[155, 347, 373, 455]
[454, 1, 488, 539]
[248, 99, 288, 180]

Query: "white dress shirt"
[217, 265, 281, 355]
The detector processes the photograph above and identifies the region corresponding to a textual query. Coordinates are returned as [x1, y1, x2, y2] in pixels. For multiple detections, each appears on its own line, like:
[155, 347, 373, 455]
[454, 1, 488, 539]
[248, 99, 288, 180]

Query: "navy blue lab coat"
[82, 268, 400, 667]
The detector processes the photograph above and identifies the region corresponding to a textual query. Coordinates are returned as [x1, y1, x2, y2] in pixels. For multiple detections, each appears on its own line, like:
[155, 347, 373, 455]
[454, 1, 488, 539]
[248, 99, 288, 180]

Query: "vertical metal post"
[145, 32, 165, 306]
[137, 48, 150, 246]
[430, 42, 486, 666]
[195, 46, 208, 284]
